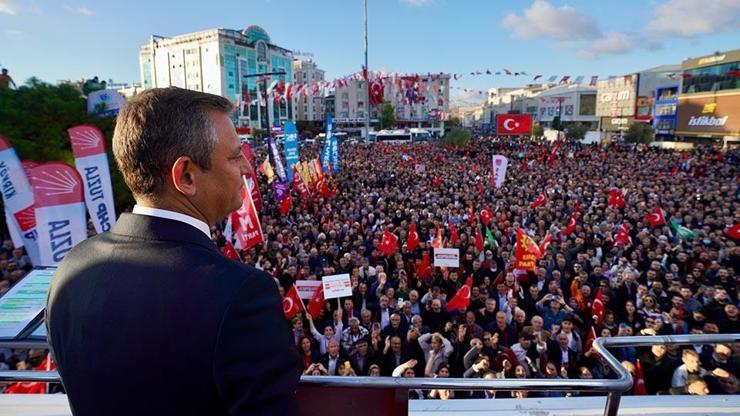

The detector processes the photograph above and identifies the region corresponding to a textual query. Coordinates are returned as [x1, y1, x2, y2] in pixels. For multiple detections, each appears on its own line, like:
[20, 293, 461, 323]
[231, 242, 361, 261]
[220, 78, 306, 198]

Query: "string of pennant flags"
[248, 67, 686, 105]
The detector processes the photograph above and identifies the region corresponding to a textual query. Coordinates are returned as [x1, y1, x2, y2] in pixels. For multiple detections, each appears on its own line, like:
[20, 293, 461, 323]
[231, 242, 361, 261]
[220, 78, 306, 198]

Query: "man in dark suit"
[46, 87, 302, 416]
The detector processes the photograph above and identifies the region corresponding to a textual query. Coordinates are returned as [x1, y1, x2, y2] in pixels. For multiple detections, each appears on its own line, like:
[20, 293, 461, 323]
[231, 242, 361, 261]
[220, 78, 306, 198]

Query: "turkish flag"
[449, 222, 460, 246]
[475, 227, 484, 252]
[416, 251, 433, 280]
[446, 275, 473, 311]
[531, 191, 548, 209]
[480, 206, 493, 226]
[5, 353, 56, 394]
[232, 178, 264, 250]
[725, 224, 740, 241]
[379, 229, 399, 256]
[283, 285, 304, 320]
[431, 228, 443, 249]
[584, 326, 597, 354]
[634, 359, 648, 395]
[306, 284, 326, 318]
[432, 176, 442, 188]
[592, 288, 605, 326]
[564, 212, 578, 235]
[514, 228, 541, 271]
[279, 194, 292, 216]
[645, 206, 666, 228]
[538, 232, 553, 254]
[496, 114, 532, 135]
[407, 223, 420, 252]
[221, 240, 241, 261]
[608, 189, 625, 208]
[614, 222, 631, 246]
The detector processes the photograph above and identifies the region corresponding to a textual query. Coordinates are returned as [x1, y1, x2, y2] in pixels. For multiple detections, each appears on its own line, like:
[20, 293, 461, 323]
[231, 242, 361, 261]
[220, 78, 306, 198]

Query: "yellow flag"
[261, 158, 275, 184]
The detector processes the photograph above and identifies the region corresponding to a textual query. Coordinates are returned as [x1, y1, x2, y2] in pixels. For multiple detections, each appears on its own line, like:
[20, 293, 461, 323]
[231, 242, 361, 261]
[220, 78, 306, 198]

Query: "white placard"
[434, 248, 460, 268]
[322, 273, 352, 299]
[295, 280, 322, 299]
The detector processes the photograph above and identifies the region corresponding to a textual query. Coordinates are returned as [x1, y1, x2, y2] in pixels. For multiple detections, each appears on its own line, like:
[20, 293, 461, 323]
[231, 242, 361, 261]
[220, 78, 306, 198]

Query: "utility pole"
[364, 0, 370, 143]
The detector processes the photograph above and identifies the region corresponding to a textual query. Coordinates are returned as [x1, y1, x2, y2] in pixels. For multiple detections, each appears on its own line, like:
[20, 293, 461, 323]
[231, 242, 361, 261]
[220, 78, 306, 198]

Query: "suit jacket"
[46, 213, 303, 416]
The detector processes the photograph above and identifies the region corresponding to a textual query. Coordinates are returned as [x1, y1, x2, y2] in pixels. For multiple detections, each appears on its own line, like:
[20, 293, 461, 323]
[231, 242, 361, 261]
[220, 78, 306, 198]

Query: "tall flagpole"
[364, 0, 370, 143]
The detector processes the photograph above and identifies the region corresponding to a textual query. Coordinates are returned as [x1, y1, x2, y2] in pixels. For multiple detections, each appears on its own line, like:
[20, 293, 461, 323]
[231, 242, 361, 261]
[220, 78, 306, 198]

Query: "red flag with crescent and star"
[417, 251, 433, 281]
[645, 206, 666, 228]
[221, 240, 241, 261]
[564, 212, 578, 236]
[614, 222, 632, 246]
[379, 229, 399, 256]
[446, 275, 473, 311]
[449, 222, 460, 246]
[306, 284, 326, 318]
[282, 284, 304, 320]
[592, 288, 605, 326]
[480, 206, 493, 226]
[608, 188, 625, 208]
[726, 224, 740, 241]
[531, 191, 548, 209]
[407, 223, 420, 252]
[538, 232, 553, 255]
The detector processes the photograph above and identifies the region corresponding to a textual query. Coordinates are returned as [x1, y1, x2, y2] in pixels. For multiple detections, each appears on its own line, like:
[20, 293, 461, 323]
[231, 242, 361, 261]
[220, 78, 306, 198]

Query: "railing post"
[604, 391, 622, 416]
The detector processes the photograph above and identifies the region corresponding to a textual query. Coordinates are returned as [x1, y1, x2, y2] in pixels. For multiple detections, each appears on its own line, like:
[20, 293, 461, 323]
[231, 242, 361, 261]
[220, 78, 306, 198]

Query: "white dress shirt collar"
[132, 205, 211, 239]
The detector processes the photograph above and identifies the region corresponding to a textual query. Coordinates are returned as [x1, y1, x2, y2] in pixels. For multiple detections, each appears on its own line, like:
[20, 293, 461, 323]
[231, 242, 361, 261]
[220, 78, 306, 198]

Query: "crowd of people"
[2, 135, 739, 399]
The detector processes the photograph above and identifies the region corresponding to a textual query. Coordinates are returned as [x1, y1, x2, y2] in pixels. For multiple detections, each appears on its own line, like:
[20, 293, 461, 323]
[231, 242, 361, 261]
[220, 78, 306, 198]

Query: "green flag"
[485, 227, 496, 248]
[669, 219, 697, 241]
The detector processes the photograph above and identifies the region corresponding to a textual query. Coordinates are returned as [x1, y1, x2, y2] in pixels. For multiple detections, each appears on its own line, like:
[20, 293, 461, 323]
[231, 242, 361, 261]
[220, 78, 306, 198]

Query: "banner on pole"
[0, 136, 41, 266]
[322, 274, 352, 299]
[491, 155, 509, 189]
[284, 121, 299, 181]
[232, 177, 264, 250]
[67, 125, 116, 233]
[295, 280, 322, 299]
[29, 162, 87, 266]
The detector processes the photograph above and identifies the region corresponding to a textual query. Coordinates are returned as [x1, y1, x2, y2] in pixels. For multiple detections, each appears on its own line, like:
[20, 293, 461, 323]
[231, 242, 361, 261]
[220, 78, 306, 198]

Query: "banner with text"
[68, 125, 116, 233]
[433, 248, 460, 268]
[491, 155, 508, 189]
[0, 136, 41, 266]
[284, 121, 299, 182]
[29, 163, 87, 266]
[295, 280, 322, 299]
[231, 177, 264, 250]
[322, 273, 352, 299]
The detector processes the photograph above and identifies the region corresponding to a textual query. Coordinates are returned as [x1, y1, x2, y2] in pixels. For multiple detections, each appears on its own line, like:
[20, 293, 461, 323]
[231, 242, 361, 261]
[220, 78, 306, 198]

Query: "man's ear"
[171, 156, 198, 197]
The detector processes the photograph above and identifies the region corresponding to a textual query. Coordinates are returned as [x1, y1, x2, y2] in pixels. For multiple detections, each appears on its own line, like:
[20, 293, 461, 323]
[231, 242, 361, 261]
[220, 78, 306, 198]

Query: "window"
[681, 61, 739, 94]
[658, 87, 677, 101]
[579, 94, 596, 115]
[656, 119, 674, 131]
[656, 103, 676, 116]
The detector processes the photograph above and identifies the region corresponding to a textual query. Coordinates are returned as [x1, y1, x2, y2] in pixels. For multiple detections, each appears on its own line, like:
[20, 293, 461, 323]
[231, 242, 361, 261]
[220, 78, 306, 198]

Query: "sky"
[1, 0, 739, 105]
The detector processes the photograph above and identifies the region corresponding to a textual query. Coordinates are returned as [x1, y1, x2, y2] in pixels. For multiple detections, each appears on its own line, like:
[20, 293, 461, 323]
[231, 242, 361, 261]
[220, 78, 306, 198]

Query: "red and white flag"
[480, 205, 494, 226]
[241, 143, 263, 212]
[491, 155, 508, 189]
[608, 188, 625, 208]
[0, 136, 41, 265]
[306, 284, 326, 317]
[67, 125, 116, 233]
[221, 240, 241, 261]
[446, 275, 473, 311]
[592, 288, 605, 326]
[614, 222, 632, 246]
[538, 232, 553, 254]
[531, 191, 548, 209]
[379, 229, 398, 256]
[282, 284, 304, 320]
[564, 212, 578, 236]
[645, 206, 666, 228]
[232, 177, 264, 251]
[407, 223, 420, 252]
[726, 224, 740, 241]
[29, 162, 87, 266]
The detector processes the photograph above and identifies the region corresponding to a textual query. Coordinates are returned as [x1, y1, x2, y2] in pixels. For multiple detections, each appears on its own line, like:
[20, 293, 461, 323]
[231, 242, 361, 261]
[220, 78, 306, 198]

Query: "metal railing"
[1, 334, 738, 416]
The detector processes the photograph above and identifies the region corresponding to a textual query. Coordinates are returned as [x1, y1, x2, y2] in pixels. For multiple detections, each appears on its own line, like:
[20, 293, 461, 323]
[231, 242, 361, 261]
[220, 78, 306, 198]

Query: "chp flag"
[67, 125, 116, 233]
[496, 114, 532, 135]
[283, 121, 300, 181]
[491, 155, 508, 189]
[29, 162, 87, 266]
[231, 177, 264, 250]
[0, 135, 41, 266]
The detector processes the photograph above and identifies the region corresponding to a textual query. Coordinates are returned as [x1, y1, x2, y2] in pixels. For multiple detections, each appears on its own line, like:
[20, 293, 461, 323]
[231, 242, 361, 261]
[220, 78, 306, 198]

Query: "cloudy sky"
[1, 0, 738, 104]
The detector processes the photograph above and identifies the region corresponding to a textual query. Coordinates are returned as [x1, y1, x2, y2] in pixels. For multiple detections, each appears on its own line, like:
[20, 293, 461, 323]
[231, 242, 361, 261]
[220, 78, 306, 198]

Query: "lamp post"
[242, 71, 286, 134]
[364, 0, 370, 143]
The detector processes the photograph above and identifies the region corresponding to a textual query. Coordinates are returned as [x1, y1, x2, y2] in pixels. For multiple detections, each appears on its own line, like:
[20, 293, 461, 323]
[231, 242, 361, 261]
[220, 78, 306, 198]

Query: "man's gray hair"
[113, 87, 233, 197]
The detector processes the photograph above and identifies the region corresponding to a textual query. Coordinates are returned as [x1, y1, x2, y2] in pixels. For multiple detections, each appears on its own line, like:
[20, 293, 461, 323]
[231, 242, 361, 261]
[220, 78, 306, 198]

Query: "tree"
[0, 78, 132, 236]
[448, 116, 461, 128]
[624, 122, 654, 144]
[443, 127, 471, 148]
[565, 123, 588, 141]
[532, 123, 544, 138]
[380, 101, 396, 130]
[551, 116, 563, 132]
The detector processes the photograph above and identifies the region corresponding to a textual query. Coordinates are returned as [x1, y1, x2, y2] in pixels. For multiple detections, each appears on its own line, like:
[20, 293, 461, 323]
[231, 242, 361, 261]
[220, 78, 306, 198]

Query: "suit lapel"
[111, 213, 220, 254]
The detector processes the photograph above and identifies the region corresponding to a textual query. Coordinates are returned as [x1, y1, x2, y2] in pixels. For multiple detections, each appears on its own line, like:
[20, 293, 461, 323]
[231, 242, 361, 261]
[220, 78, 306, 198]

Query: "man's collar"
[132, 205, 211, 239]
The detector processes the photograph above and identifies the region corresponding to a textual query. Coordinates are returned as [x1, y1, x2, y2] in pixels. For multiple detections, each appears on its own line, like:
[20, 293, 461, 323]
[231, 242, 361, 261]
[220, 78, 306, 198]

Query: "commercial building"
[653, 85, 679, 139]
[138, 26, 294, 130]
[483, 84, 550, 131]
[537, 84, 598, 130]
[675, 49, 740, 142]
[292, 60, 326, 122]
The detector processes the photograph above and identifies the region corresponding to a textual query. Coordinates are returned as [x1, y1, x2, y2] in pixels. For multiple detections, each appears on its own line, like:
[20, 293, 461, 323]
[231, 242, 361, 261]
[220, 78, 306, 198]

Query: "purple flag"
[272, 180, 290, 202]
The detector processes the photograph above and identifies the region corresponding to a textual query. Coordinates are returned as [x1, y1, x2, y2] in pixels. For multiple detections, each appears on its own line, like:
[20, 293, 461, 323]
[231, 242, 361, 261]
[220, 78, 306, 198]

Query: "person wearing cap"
[341, 317, 369, 354]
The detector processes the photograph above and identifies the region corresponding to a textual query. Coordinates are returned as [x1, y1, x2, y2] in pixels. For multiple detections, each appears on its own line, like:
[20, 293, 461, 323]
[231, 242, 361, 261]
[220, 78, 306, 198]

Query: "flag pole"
[363, 0, 371, 143]
[295, 283, 307, 312]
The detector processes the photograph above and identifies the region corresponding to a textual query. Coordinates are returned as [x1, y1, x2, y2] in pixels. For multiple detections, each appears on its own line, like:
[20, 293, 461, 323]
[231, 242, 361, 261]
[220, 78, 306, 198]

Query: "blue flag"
[268, 136, 286, 181]
[284, 121, 299, 181]
[321, 115, 333, 172]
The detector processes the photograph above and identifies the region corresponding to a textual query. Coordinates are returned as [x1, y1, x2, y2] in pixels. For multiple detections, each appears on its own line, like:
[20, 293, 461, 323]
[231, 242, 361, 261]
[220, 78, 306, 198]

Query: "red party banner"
[231, 177, 264, 251]
[29, 162, 87, 266]
[496, 114, 532, 135]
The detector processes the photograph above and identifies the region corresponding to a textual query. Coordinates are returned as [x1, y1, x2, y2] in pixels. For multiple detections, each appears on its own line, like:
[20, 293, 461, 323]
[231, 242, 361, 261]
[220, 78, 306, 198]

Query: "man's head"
[328, 339, 340, 356]
[682, 349, 701, 372]
[113, 88, 247, 224]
